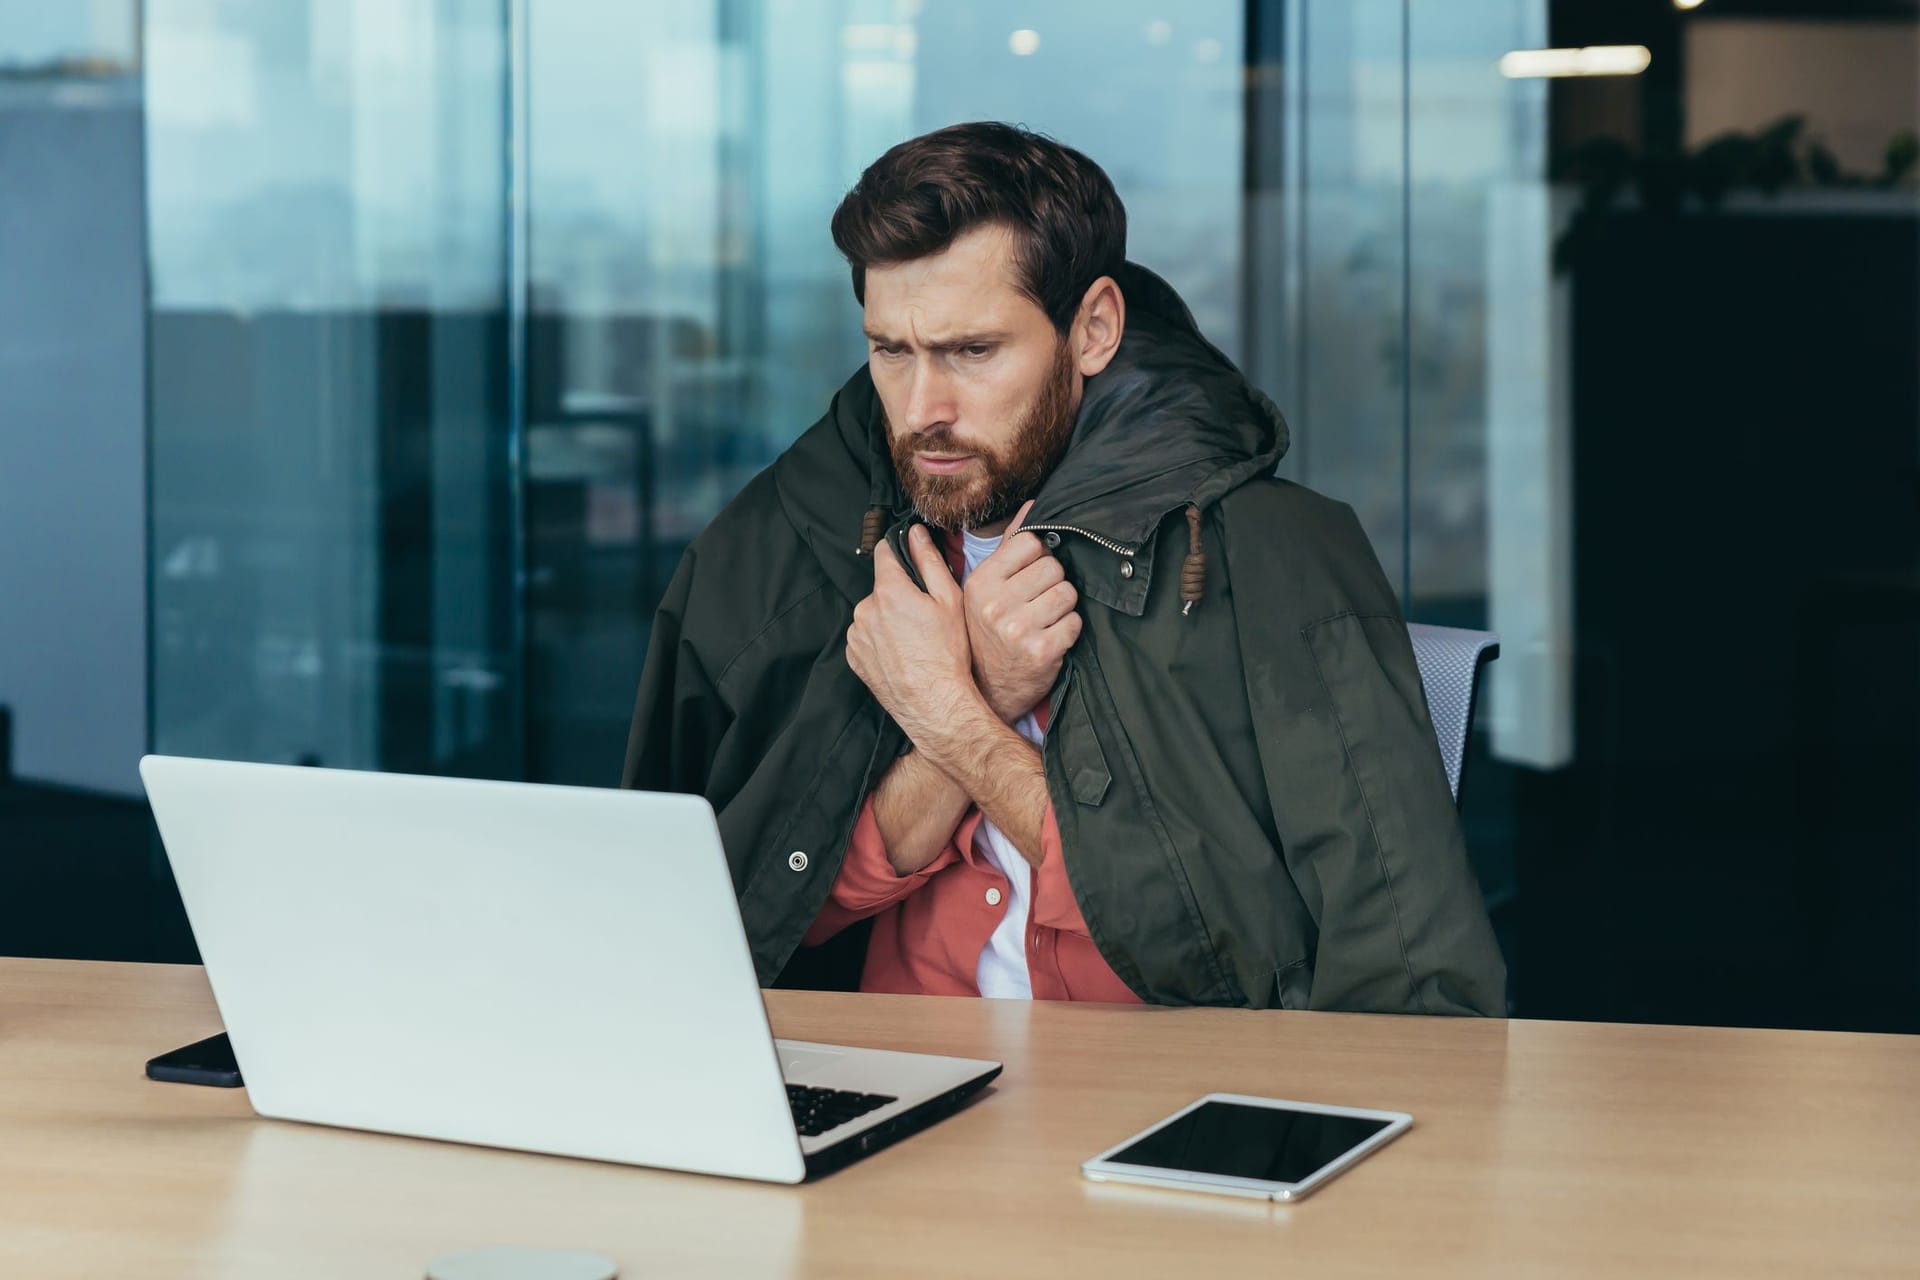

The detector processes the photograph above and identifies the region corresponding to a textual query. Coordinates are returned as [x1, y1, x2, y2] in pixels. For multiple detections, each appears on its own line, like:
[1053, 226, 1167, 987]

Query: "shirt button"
[787, 851, 808, 872]
[985, 887, 1003, 907]
[1119, 560, 1134, 579]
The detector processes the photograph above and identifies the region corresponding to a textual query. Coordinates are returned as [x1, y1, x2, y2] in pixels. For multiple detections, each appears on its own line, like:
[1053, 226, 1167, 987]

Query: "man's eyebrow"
[862, 329, 1014, 350]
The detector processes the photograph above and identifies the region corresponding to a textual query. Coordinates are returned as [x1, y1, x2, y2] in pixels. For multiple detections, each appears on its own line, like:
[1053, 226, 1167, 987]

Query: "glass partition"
[147, 0, 521, 779]
[127, 0, 1920, 1030]
[1403, 0, 1920, 1028]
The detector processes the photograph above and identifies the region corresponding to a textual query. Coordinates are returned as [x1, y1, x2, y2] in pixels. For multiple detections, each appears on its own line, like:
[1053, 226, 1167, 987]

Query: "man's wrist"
[916, 686, 1050, 867]
[975, 673, 1040, 725]
[982, 690, 1021, 725]
[969, 665, 1010, 723]
[915, 690, 1005, 776]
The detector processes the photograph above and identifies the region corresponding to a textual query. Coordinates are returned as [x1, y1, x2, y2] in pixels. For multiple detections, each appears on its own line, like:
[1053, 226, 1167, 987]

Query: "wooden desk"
[3, 959, 1916, 1278]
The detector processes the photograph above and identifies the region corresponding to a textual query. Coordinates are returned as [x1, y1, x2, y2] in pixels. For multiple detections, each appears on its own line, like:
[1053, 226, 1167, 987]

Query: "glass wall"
[147, 0, 521, 780]
[0, 0, 146, 797]
[0, 0, 165, 960]
[1399, 0, 1920, 1029]
[121, 0, 1920, 1029]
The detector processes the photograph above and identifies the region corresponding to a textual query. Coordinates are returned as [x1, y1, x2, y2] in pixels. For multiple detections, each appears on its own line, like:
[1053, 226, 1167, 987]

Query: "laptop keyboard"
[787, 1084, 898, 1138]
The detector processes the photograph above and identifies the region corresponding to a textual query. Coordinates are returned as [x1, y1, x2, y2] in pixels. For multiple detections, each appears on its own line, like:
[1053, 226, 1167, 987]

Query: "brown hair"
[830, 122, 1127, 334]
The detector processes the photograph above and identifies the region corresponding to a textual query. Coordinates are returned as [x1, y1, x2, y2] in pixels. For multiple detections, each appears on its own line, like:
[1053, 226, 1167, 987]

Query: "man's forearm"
[871, 747, 972, 876]
[916, 695, 1050, 867]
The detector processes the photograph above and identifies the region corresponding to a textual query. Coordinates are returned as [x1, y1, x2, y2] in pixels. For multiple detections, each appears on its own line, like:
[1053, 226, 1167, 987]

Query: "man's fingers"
[988, 498, 1047, 576]
[983, 529, 1046, 578]
[1004, 554, 1066, 603]
[1030, 579, 1079, 628]
[871, 535, 906, 585]
[1052, 609, 1084, 649]
[907, 525, 961, 604]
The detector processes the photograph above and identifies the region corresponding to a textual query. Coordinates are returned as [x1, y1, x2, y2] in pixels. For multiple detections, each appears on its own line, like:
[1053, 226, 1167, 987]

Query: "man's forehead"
[862, 226, 1041, 340]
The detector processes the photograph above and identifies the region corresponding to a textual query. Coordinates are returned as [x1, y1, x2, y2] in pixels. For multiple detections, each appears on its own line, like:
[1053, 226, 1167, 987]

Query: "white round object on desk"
[425, 1247, 618, 1280]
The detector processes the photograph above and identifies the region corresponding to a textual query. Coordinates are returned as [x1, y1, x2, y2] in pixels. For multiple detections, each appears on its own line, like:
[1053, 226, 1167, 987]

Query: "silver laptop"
[138, 755, 1001, 1183]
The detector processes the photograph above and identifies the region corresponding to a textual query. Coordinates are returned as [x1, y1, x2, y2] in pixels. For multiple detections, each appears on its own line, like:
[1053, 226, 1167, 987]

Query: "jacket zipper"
[895, 511, 1137, 559]
[1020, 523, 1137, 558]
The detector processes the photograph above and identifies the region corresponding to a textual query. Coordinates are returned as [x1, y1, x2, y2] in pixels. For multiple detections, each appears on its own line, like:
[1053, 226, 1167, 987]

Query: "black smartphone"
[145, 1031, 243, 1087]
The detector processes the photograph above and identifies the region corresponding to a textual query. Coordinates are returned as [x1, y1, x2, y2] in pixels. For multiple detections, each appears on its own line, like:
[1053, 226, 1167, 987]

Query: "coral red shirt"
[800, 532, 1141, 1004]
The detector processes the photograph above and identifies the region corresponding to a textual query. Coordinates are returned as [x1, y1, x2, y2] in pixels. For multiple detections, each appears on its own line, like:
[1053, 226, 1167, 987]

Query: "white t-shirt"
[959, 529, 1044, 1000]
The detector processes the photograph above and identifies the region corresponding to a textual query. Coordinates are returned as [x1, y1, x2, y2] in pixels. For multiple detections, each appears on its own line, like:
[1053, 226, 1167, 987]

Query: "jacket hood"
[775, 261, 1287, 610]
[1023, 261, 1288, 548]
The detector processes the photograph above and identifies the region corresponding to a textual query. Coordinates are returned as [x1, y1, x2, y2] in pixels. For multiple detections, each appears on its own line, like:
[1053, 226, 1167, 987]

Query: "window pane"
[147, 0, 520, 778]
[1407, 0, 1920, 1029]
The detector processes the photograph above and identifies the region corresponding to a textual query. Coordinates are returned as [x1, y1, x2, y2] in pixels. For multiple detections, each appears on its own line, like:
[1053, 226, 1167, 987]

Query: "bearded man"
[622, 122, 1506, 1014]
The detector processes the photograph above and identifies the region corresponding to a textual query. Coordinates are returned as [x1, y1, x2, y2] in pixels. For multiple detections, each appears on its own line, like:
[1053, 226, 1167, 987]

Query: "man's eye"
[874, 345, 907, 359]
[961, 344, 994, 359]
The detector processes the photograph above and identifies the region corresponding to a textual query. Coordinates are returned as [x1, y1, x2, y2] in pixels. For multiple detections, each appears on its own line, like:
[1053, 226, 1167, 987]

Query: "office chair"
[1404, 624, 1499, 807]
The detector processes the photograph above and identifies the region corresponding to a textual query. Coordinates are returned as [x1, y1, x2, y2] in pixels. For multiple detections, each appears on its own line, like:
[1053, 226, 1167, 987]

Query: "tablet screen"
[1107, 1101, 1393, 1183]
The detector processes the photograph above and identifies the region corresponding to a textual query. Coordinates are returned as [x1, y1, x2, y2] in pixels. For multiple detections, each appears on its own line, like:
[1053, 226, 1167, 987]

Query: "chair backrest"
[1404, 624, 1500, 806]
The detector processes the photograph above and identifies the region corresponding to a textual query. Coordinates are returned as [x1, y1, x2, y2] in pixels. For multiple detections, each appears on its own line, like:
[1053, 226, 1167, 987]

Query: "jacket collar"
[1012, 262, 1288, 612]
[780, 263, 1289, 616]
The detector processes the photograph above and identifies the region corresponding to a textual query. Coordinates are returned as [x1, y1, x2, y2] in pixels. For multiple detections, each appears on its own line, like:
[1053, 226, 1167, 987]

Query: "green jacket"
[622, 264, 1506, 1014]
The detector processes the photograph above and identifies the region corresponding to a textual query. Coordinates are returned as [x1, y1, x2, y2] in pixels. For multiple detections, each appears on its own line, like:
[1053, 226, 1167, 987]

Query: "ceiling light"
[1009, 29, 1040, 56]
[1498, 45, 1652, 79]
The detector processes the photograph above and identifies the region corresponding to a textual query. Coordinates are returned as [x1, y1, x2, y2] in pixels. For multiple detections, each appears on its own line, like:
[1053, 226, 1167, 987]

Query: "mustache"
[896, 428, 989, 457]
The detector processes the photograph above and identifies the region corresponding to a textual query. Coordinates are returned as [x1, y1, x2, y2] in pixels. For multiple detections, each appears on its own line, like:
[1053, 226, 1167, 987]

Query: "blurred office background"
[2, 0, 1915, 1031]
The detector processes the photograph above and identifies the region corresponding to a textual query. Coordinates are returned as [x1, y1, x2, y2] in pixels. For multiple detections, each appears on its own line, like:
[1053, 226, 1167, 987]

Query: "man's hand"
[847, 521, 1055, 870]
[846, 526, 981, 745]
[964, 501, 1083, 723]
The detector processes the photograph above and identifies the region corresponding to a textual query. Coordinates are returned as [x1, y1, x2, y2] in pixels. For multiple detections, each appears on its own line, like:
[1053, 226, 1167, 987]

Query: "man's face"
[863, 225, 1080, 533]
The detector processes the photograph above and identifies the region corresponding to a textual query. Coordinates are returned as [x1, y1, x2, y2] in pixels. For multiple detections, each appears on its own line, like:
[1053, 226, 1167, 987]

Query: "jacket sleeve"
[621, 547, 731, 794]
[1225, 488, 1508, 1016]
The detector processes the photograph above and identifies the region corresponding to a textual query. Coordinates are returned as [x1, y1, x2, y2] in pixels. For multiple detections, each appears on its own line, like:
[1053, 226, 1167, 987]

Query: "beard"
[887, 339, 1078, 532]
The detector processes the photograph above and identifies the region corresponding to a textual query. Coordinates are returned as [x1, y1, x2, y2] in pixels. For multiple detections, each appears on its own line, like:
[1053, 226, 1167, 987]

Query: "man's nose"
[902, 359, 957, 436]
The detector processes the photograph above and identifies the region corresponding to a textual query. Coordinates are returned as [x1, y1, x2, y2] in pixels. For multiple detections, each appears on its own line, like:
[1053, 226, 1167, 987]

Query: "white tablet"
[1081, 1093, 1412, 1202]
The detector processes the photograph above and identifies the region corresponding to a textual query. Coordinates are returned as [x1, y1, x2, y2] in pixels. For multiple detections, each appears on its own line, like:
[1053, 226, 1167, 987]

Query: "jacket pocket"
[1271, 956, 1312, 1010]
[1051, 667, 1112, 807]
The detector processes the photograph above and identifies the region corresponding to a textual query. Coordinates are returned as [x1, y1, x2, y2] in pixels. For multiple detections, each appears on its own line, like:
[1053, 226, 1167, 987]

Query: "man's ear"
[1072, 276, 1126, 378]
